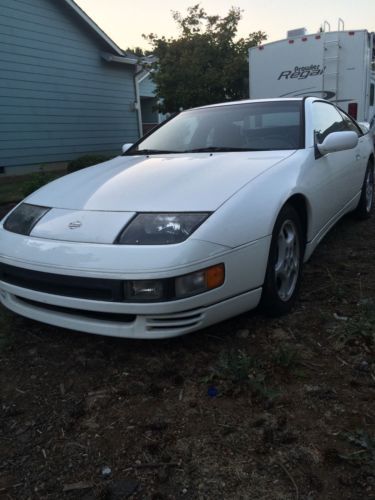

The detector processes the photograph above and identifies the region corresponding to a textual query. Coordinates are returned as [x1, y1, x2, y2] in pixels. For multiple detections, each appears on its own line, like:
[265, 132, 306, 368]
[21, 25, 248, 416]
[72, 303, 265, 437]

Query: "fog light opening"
[125, 279, 166, 301]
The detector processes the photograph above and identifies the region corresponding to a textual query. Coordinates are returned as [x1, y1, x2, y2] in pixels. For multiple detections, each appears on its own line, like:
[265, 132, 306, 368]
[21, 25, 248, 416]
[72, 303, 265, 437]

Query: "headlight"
[116, 213, 210, 245]
[3, 203, 50, 235]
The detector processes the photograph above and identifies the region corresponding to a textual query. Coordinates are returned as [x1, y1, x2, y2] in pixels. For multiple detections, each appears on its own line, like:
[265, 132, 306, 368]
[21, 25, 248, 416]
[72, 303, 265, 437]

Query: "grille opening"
[147, 313, 202, 323]
[147, 321, 200, 331]
[0, 263, 123, 301]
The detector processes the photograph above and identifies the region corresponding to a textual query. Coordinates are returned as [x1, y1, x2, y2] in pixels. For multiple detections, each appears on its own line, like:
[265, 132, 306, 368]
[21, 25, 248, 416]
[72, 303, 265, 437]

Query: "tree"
[143, 4, 266, 113]
[125, 47, 152, 58]
[126, 46, 146, 57]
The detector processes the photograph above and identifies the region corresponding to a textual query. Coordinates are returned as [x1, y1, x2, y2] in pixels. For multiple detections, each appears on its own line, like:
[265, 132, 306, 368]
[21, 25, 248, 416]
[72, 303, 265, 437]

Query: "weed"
[217, 349, 259, 383]
[204, 350, 279, 400]
[272, 344, 300, 370]
[330, 299, 375, 349]
[346, 300, 375, 344]
[340, 429, 375, 464]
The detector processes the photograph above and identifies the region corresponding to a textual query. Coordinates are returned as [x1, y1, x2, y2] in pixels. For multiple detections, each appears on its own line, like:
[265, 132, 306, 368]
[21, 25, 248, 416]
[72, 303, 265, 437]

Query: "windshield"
[126, 101, 303, 154]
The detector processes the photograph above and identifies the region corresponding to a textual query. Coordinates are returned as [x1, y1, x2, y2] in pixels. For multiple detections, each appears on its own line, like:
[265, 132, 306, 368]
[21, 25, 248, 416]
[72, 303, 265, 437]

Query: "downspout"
[101, 52, 142, 137]
[134, 67, 143, 138]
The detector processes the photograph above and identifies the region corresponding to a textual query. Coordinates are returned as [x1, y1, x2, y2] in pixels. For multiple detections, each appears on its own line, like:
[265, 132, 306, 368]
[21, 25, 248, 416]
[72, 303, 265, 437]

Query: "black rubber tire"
[261, 204, 304, 317]
[354, 161, 374, 220]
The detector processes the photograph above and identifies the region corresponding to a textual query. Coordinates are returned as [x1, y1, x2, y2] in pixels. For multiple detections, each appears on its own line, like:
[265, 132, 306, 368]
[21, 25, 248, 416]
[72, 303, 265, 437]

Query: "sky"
[75, 0, 375, 51]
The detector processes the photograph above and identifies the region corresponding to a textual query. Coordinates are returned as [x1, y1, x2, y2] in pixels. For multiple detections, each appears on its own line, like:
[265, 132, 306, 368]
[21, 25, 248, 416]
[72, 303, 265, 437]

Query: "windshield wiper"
[183, 146, 260, 153]
[123, 149, 180, 155]
[124, 146, 262, 156]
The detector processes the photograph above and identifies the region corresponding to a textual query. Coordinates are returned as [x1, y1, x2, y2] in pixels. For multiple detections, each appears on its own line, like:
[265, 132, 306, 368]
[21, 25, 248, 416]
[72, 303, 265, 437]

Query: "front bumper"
[0, 229, 270, 338]
[0, 287, 262, 339]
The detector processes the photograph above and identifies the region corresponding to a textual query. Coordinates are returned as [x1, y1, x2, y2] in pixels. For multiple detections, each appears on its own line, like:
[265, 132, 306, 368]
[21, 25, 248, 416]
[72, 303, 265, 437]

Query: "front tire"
[355, 161, 374, 220]
[261, 205, 304, 316]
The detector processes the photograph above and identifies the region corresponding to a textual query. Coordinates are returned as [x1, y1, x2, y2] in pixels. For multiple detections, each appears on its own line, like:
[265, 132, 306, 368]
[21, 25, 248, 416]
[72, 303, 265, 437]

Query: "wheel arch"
[281, 194, 309, 248]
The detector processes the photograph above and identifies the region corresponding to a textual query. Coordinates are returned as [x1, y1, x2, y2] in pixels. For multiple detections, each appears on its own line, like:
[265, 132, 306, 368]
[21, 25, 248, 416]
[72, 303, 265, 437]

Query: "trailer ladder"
[322, 19, 344, 102]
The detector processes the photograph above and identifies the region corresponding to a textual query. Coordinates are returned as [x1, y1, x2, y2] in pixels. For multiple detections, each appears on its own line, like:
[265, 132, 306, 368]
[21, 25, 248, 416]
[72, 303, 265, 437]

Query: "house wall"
[139, 74, 167, 135]
[139, 74, 156, 98]
[141, 97, 158, 123]
[0, 0, 139, 173]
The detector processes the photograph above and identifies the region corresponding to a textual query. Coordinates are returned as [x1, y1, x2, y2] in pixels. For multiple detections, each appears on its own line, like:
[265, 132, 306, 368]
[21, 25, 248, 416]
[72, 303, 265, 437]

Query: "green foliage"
[67, 154, 112, 173]
[126, 46, 152, 58]
[143, 4, 267, 113]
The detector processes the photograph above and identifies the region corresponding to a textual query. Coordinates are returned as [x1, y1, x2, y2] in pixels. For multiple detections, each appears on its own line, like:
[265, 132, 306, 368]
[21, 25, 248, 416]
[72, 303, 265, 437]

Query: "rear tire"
[261, 205, 304, 317]
[355, 161, 374, 220]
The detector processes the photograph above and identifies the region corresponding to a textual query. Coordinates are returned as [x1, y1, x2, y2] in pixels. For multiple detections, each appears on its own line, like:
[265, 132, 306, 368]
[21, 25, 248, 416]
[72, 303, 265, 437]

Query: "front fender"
[193, 150, 309, 248]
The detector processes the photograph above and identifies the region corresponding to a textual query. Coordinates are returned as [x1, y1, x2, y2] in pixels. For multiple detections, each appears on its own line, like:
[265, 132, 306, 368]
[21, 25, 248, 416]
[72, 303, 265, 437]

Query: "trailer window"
[370, 84, 375, 106]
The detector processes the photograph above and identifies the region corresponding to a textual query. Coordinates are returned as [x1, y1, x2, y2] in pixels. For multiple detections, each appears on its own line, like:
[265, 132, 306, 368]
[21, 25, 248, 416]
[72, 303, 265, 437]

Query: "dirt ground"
[0, 209, 374, 500]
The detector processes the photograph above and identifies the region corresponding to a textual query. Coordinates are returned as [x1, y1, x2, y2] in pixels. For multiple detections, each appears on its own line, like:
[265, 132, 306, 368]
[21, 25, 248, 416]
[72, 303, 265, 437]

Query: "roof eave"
[63, 0, 124, 56]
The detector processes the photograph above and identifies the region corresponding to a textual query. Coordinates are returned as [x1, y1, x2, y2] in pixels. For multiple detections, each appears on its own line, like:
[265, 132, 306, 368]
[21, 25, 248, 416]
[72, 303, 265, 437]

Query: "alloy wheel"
[274, 219, 300, 302]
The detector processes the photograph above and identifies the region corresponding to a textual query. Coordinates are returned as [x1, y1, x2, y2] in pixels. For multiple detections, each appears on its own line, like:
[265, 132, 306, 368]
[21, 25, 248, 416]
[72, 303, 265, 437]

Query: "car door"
[336, 107, 367, 192]
[308, 101, 360, 233]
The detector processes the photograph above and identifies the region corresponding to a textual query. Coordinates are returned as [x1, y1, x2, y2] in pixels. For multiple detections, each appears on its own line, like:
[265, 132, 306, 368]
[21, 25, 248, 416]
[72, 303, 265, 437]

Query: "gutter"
[101, 53, 137, 65]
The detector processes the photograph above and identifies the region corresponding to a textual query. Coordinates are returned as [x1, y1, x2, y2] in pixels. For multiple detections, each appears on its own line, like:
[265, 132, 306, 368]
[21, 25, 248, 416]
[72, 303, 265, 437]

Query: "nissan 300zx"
[0, 98, 373, 338]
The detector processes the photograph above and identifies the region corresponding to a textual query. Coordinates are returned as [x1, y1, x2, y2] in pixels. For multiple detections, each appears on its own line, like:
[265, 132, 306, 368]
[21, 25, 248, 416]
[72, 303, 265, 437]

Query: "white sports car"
[0, 98, 373, 339]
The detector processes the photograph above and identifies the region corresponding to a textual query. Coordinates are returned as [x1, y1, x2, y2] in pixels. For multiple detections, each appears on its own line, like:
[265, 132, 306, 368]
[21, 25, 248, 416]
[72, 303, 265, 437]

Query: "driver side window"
[313, 102, 347, 143]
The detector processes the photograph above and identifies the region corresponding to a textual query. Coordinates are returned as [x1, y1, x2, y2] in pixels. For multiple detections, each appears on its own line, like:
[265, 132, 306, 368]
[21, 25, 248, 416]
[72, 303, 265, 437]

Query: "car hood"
[27, 151, 296, 212]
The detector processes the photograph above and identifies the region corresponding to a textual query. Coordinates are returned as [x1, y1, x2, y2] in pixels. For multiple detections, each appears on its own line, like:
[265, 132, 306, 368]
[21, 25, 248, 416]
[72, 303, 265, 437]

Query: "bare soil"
[0, 209, 374, 500]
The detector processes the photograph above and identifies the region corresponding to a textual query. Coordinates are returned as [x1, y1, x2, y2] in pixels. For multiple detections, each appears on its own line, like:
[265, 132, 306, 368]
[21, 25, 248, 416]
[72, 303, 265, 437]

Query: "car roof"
[190, 97, 305, 111]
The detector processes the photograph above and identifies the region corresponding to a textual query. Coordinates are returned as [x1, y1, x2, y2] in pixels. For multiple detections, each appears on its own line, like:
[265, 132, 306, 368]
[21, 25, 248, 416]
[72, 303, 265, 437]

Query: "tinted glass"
[127, 101, 303, 153]
[371, 84, 375, 106]
[313, 102, 347, 143]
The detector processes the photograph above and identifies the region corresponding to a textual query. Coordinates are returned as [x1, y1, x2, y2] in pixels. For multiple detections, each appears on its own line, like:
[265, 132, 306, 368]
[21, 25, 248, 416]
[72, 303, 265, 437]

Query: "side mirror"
[358, 122, 370, 134]
[122, 143, 133, 153]
[317, 131, 358, 156]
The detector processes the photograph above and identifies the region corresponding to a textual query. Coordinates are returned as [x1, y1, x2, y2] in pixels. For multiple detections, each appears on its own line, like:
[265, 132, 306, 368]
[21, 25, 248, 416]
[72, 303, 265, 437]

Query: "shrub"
[67, 154, 112, 173]
[21, 171, 57, 198]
